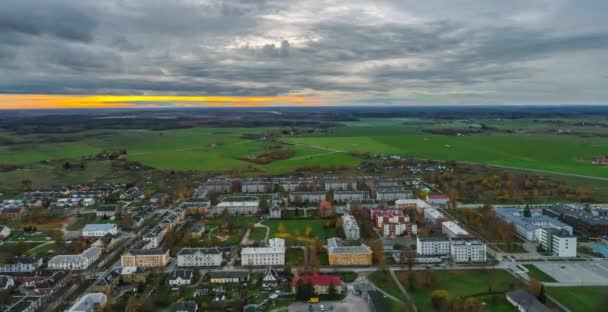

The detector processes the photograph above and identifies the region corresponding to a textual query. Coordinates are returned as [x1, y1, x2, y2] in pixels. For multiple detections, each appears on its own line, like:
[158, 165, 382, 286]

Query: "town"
[1, 175, 606, 312]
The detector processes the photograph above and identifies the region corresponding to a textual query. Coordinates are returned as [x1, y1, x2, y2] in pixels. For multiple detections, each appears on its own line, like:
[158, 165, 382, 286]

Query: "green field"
[1, 118, 608, 186]
[288, 119, 608, 178]
[264, 219, 336, 243]
[547, 286, 608, 312]
[523, 264, 558, 282]
[396, 269, 521, 311]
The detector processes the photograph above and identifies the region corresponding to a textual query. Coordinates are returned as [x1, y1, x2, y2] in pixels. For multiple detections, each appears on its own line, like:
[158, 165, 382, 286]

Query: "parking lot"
[532, 260, 608, 285]
[288, 294, 370, 312]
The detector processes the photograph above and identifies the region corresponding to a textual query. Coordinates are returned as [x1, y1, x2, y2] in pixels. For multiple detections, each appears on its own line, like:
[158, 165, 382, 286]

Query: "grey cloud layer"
[0, 0, 607, 104]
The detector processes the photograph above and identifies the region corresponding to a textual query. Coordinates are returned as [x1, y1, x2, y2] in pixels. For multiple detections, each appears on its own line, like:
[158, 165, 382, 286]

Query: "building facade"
[82, 224, 118, 237]
[327, 237, 372, 266]
[241, 238, 285, 266]
[342, 213, 360, 240]
[450, 238, 487, 262]
[177, 248, 222, 267]
[121, 248, 170, 268]
[48, 247, 102, 271]
[540, 228, 577, 257]
[441, 221, 469, 238]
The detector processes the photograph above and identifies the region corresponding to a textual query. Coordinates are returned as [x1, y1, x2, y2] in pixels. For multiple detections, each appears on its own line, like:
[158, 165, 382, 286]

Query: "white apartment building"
[82, 224, 118, 237]
[177, 248, 223, 267]
[333, 191, 368, 203]
[241, 238, 285, 266]
[342, 213, 360, 240]
[0, 257, 42, 273]
[143, 225, 167, 249]
[216, 196, 259, 215]
[382, 222, 417, 237]
[289, 192, 326, 203]
[441, 221, 469, 238]
[424, 208, 445, 224]
[416, 236, 451, 256]
[540, 228, 577, 257]
[450, 238, 487, 262]
[48, 247, 102, 270]
[67, 293, 107, 312]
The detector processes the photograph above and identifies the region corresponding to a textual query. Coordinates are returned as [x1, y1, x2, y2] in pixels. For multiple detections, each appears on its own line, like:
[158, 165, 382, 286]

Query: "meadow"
[1, 118, 607, 187]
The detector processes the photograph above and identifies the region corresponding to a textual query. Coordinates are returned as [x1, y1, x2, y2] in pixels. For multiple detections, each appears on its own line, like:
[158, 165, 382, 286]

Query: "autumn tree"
[431, 289, 450, 309]
[400, 247, 417, 271]
[528, 279, 542, 297]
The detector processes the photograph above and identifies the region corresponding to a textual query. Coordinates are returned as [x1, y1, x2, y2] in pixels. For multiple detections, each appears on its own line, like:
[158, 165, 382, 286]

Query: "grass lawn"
[396, 270, 522, 312]
[264, 219, 335, 243]
[67, 215, 97, 231]
[286, 248, 305, 266]
[249, 227, 267, 241]
[524, 264, 558, 282]
[547, 286, 608, 312]
[337, 272, 358, 283]
[368, 270, 407, 302]
[288, 118, 608, 178]
[7, 231, 51, 242]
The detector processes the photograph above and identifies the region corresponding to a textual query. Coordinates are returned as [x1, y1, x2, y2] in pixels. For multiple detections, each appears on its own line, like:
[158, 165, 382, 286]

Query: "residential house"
[441, 221, 469, 238]
[208, 271, 249, 284]
[0, 225, 11, 239]
[47, 247, 102, 270]
[216, 196, 259, 215]
[241, 238, 285, 266]
[143, 225, 167, 248]
[4, 296, 42, 312]
[171, 301, 199, 312]
[381, 222, 417, 237]
[181, 198, 210, 215]
[427, 194, 450, 206]
[333, 191, 368, 203]
[23, 270, 73, 296]
[121, 248, 169, 268]
[2, 207, 26, 219]
[291, 274, 342, 295]
[269, 193, 283, 219]
[0, 275, 15, 290]
[82, 224, 118, 237]
[189, 223, 205, 238]
[0, 257, 42, 273]
[95, 205, 116, 218]
[169, 269, 194, 286]
[342, 213, 360, 240]
[116, 266, 148, 284]
[290, 192, 326, 203]
[327, 237, 372, 266]
[395, 199, 431, 213]
[375, 188, 413, 201]
[177, 247, 222, 267]
[67, 293, 107, 312]
[347, 199, 386, 211]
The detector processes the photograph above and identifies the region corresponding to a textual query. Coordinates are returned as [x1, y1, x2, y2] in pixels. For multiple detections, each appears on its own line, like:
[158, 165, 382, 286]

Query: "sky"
[0, 0, 607, 108]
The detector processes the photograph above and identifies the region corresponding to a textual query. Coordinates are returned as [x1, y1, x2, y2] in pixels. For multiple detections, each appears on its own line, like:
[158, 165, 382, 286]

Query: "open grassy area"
[286, 248, 304, 266]
[368, 270, 407, 302]
[249, 227, 267, 241]
[67, 214, 97, 231]
[287, 118, 608, 178]
[524, 264, 558, 282]
[264, 219, 335, 243]
[547, 286, 608, 312]
[395, 269, 522, 312]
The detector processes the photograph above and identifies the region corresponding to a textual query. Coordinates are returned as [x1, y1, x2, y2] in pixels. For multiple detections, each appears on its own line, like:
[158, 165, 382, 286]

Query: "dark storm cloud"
[0, 0, 96, 43]
[0, 0, 607, 104]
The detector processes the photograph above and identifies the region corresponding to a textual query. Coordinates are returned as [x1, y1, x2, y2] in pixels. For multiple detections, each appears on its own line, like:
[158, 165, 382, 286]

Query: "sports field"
[546, 286, 608, 312]
[396, 269, 522, 311]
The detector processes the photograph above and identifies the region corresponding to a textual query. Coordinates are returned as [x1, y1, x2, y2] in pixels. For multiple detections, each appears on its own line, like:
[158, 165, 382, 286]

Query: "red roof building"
[319, 200, 333, 217]
[291, 274, 342, 295]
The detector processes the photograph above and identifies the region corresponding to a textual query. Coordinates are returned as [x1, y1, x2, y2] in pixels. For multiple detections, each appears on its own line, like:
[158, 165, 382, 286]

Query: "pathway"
[389, 268, 417, 311]
[254, 222, 270, 244]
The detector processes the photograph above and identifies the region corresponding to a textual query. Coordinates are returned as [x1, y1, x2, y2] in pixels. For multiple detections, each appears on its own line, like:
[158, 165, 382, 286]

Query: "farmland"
[1, 118, 608, 195]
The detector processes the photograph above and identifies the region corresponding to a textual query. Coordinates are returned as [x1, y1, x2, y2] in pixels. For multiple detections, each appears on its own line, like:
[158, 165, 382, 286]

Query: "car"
[320, 304, 325, 311]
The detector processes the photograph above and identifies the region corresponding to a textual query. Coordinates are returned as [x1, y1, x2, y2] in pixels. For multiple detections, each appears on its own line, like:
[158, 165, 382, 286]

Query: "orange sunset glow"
[0, 94, 315, 109]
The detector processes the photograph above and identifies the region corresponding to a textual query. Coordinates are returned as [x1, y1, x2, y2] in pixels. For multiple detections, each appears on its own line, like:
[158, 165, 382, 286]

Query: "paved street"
[288, 293, 369, 312]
